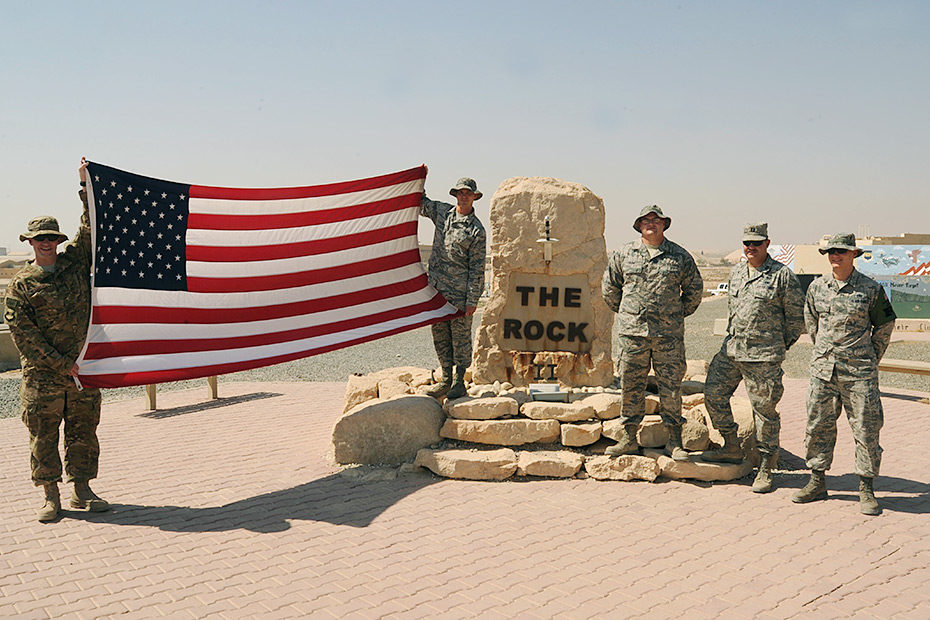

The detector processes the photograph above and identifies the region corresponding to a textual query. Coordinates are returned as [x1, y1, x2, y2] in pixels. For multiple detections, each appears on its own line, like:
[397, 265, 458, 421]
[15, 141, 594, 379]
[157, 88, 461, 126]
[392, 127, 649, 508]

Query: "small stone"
[343, 374, 379, 413]
[377, 378, 409, 400]
[521, 401, 596, 422]
[444, 396, 519, 420]
[440, 419, 561, 446]
[652, 452, 753, 481]
[637, 415, 669, 448]
[561, 421, 602, 446]
[579, 393, 622, 420]
[645, 394, 661, 414]
[584, 455, 660, 482]
[415, 448, 518, 480]
[684, 359, 710, 380]
[517, 451, 584, 477]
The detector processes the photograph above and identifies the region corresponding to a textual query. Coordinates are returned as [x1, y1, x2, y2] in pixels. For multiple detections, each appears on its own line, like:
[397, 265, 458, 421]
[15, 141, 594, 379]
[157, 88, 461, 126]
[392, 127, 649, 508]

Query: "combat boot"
[605, 424, 639, 456]
[700, 430, 743, 464]
[446, 366, 468, 400]
[859, 476, 881, 516]
[71, 480, 109, 512]
[37, 483, 60, 522]
[791, 470, 827, 503]
[426, 367, 453, 399]
[751, 452, 779, 494]
[665, 424, 689, 462]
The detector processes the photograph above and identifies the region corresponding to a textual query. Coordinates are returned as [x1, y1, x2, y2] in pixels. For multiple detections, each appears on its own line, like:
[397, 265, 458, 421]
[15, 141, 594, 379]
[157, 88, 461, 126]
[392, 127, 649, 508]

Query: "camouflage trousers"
[705, 351, 784, 455]
[617, 335, 685, 427]
[805, 372, 883, 477]
[431, 314, 474, 368]
[20, 374, 102, 486]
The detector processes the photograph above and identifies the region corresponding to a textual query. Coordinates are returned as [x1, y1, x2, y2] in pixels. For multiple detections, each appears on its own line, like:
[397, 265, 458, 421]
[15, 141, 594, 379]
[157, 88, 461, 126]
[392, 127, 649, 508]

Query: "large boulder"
[471, 177, 614, 387]
[415, 448, 518, 480]
[332, 395, 445, 465]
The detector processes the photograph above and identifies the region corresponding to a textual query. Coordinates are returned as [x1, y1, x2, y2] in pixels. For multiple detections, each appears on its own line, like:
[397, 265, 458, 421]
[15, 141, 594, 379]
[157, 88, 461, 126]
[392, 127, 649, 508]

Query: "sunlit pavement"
[1, 379, 929, 619]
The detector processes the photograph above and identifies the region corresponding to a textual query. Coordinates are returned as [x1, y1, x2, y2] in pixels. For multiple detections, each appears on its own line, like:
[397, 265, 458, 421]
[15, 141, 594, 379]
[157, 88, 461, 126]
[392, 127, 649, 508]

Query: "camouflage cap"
[19, 216, 69, 243]
[742, 222, 768, 241]
[449, 177, 483, 200]
[819, 232, 863, 256]
[633, 205, 671, 232]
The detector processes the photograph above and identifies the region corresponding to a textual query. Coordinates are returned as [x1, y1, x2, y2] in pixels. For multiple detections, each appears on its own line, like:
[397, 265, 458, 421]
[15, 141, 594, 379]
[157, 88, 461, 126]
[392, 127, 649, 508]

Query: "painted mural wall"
[858, 245, 930, 319]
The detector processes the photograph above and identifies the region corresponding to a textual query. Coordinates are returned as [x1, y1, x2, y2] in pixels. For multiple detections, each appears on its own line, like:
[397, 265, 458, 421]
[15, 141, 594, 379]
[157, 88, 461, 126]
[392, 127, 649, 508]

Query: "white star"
[117, 193, 123, 200]
[139, 272, 144, 278]
[121, 249, 127, 255]
[147, 242, 154, 248]
[110, 180, 117, 187]
[131, 219, 137, 225]
[175, 235, 181, 241]
[130, 260, 136, 266]
[178, 214, 183, 220]
[139, 231, 145, 237]
[127, 186, 133, 192]
[149, 221, 155, 228]
[158, 213, 165, 219]
[130, 240, 135, 246]
[161, 192, 167, 199]
[156, 253, 162, 259]
[176, 274, 182, 280]
[138, 251, 144, 258]
[151, 201, 157, 207]
[167, 224, 174, 230]
[144, 189, 150, 196]
[175, 255, 181, 261]
[106, 268, 111, 274]
[179, 194, 186, 200]
[166, 244, 172, 250]
[157, 233, 163, 239]
[94, 175, 100, 181]
[102, 188, 107, 195]
[169, 203, 175, 209]
[134, 198, 140, 204]
[157, 273, 163, 279]
[141, 209, 147, 216]
[123, 228, 128, 234]
[122, 270, 127, 276]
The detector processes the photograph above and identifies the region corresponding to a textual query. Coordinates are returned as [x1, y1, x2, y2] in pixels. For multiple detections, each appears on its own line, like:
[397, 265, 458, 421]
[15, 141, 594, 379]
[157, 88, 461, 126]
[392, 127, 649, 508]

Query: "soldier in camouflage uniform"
[793, 233, 896, 516]
[4, 160, 109, 522]
[420, 177, 487, 400]
[602, 205, 703, 461]
[700, 223, 804, 494]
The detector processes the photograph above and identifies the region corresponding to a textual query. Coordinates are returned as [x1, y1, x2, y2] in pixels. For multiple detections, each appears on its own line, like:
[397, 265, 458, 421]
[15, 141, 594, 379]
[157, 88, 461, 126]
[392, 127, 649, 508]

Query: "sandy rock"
[578, 393, 623, 420]
[444, 396, 519, 420]
[561, 421, 602, 446]
[343, 374, 380, 413]
[471, 177, 614, 387]
[645, 394, 661, 414]
[652, 452, 753, 481]
[681, 407, 711, 451]
[517, 450, 585, 477]
[440, 419, 561, 446]
[690, 374, 707, 383]
[637, 415, 669, 448]
[682, 393, 705, 409]
[584, 455, 660, 482]
[684, 359, 710, 381]
[332, 395, 445, 465]
[521, 401, 596, 422]
[377, 378, 410, 400]
[415, 448, 518, 480]
[468, 383, 498, 398]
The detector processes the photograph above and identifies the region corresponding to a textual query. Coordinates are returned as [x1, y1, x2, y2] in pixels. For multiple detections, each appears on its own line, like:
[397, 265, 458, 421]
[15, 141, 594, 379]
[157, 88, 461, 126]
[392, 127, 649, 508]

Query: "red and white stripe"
[77, 166, 459, 388]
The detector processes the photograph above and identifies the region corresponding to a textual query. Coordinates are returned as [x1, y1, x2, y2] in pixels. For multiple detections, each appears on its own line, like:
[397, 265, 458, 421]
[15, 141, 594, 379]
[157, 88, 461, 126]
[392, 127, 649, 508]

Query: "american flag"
[76, 162, 460, 388]
[771, 244, 796, 267]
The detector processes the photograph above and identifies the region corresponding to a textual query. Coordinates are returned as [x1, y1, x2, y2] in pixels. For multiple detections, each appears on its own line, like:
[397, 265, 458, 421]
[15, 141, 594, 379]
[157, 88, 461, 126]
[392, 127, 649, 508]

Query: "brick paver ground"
[1, 378, 929, 619]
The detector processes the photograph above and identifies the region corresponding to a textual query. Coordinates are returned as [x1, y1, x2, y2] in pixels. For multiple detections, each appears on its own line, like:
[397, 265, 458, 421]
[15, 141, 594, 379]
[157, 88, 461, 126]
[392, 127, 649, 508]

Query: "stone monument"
[472, 177, 614, 387]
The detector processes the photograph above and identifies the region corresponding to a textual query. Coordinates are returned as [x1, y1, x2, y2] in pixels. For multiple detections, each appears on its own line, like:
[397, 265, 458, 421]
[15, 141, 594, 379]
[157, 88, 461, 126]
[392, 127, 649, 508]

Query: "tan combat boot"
[859, 476, 881, 516]
[752, 452, 779, 494]
[665, 424, 689, 461]
[71, 480, 110, 512]
[700, 430, 743, 464]
[426, 367, 453, 399]
[605, 424, 639, 456]
[37, 482, 61, 522]
[792, 470, 827, 503]
[446, 366, 468, 401]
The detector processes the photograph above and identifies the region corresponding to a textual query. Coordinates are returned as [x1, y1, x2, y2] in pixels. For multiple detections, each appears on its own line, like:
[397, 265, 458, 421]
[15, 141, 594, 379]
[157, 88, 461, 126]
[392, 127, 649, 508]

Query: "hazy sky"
[2, 1, 928, 255]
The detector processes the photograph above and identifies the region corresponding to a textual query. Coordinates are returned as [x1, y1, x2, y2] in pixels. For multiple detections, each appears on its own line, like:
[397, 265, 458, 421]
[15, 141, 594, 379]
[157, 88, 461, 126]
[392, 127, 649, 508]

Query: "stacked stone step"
[332, 362, 760, 483]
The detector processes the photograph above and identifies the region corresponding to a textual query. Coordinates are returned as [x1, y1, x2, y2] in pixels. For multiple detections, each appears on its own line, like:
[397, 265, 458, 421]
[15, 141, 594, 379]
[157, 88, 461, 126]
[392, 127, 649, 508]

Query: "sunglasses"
[743, 240, 765, 247]
[32, 234, 62, 243]
[826, 248, 849, 255]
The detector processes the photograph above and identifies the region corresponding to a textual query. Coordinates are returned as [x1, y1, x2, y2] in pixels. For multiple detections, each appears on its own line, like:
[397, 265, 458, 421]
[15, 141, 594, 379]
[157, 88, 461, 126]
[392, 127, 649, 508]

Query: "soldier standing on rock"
[601, 205, 704, 461]
[4, 159, 109, 522]
[700, 223, 804, 494]
[793, 233, 895, 516]
[420, 177, 487, 401]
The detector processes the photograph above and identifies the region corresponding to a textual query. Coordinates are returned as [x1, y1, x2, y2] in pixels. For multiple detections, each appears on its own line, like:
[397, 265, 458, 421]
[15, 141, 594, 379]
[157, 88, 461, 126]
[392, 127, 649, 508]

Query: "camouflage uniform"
[4, 190, 102, 486]
[704, 255, 804, 455]
[804, 269, 896, 477]
[420, 196, 486, 367]
[602, 238, 703, 426]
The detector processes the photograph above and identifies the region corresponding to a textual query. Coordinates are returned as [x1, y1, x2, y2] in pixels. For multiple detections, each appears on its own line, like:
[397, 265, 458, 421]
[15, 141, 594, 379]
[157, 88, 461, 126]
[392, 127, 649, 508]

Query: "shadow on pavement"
[64, 473, 439, 532]
[136, 391, 283, 419]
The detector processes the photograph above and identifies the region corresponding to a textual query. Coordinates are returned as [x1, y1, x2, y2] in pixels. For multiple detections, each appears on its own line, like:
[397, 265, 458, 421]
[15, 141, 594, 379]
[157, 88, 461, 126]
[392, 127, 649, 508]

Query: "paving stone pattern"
[1, 379, 929, 619]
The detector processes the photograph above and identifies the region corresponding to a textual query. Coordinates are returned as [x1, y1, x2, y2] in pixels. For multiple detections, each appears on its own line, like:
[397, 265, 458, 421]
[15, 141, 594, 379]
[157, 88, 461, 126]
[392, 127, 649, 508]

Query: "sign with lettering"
[498, 273, 593, 353]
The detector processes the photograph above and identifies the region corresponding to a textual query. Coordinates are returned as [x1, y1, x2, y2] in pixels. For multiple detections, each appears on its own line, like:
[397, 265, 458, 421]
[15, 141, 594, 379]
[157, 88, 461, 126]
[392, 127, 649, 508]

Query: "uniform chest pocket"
[657, 258, 679, 274]
[753, 287, 777, 300]
[837, 293, 870, 315]
[814, 298, 833, 314]
[623, 258, 645, 275]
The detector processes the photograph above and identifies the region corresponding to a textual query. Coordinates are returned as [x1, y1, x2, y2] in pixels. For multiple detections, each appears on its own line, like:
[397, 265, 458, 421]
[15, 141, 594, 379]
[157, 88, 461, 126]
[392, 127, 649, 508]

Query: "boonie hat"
[20, 216, 68, 243]
[449, 177, 483, 200]
[743, 222, 769, 242]
[819, 233, 863, 257]
[633, 205, 671, 232]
